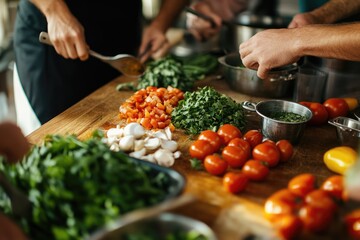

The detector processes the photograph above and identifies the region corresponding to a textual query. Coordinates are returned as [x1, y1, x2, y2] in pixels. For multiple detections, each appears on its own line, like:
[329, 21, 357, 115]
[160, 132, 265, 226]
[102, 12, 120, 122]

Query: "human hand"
[138, 26, 169, 63]
[44, 1, 89, 60]
[288, 12, 323, 28]
[239, 29, 301, 79]
[186, 1, 222, 41]
[0, 122, 30, 164]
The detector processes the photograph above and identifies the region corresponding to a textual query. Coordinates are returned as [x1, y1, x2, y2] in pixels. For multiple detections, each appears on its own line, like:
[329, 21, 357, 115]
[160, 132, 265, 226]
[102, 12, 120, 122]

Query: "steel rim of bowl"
[244, 100, 312, 124]
[328, 117, 360, 134]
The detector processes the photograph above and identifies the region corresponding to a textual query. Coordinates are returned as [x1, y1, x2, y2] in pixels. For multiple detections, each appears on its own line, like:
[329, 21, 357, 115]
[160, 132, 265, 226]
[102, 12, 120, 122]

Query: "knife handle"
[39, 32, 53, 46]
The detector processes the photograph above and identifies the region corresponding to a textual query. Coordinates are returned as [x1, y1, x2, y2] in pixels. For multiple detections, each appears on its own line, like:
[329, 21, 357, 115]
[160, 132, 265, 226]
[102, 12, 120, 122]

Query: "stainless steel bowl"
[328, 116, 360, 148]
[92, 213, 218, 240]
[219, 53, 297, 98]
[242, 100, 312, 144]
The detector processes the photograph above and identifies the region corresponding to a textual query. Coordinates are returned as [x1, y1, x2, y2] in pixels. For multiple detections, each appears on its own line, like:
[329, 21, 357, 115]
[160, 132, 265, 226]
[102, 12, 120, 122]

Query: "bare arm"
[30, 0, 89, 60]
[289, 0, 360, 28]
[240, 23, 360, 79]
[139, 0, 189, 61]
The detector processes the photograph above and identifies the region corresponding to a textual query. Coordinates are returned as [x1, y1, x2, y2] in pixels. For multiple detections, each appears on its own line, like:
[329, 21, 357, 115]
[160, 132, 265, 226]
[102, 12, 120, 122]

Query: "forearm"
[150, 0, 189, 32]
[309, 0, 360, 24]
[296, 23, 360, 61]
[30, 0, 71, 18]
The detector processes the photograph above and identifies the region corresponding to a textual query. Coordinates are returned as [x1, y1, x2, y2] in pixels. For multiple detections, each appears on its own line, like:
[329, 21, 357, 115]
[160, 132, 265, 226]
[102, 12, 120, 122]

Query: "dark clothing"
[14, 0, 142, 123]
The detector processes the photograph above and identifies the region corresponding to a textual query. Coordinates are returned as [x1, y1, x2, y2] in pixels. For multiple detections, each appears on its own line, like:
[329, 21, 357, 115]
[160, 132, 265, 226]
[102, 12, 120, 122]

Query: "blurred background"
[0, 0, 298, 123]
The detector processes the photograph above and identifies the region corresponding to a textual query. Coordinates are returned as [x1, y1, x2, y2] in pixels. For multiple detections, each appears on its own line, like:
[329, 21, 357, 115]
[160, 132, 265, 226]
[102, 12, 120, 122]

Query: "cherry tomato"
[223, 171, 248, 194]
[227, 138, 251, 159]
[344, 209, 360, 239]
[204, 154, 228, 176]
[198, 130, 222, 152]
[320, 175, 344, 201]
[276, 140, 294, 162]
[243, 129, 263, 149]
[288, 173, 316, 198]
[273, 214, 303, 240]
[252, 142, 280, 167]
[305, 189, 337, 214]
[323, 98, 349, 119]
[189, 140, 213, 161]
[299, 102, 329, 125]
[217, 124, 242, 145]
[242, 159, 269, 181]
[222, 146, 248, 168]
[264, 189, 301, 220]
[299, 204, 334, 233]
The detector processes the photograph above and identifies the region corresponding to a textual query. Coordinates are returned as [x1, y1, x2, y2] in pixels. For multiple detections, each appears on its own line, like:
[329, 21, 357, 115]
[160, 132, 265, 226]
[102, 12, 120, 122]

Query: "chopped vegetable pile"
[123, 229, 208, 240]
[171, 86, 246, 135]
[268, 111, 308, 123]
[116, 54, 218, 92]
[0, 131, 176, 240]
[119, 86, 184, 130]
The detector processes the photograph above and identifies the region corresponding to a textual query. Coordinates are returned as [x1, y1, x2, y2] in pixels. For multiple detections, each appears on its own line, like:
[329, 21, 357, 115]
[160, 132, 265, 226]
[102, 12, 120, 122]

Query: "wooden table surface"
[27, 75, 358, 240]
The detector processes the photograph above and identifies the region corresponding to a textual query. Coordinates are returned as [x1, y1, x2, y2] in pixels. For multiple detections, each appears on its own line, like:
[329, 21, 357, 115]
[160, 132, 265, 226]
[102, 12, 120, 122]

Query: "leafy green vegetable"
[123, 229, 208, 240]
[171, 86, 246, 135]
[0, 131, 175, 240]
[116, 54, 218, 92]
[269, 111, 307, 123]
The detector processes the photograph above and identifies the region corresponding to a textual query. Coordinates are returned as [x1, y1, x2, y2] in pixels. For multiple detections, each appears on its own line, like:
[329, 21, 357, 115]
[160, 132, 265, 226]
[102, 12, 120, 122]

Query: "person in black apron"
[13, 0, 188, 129]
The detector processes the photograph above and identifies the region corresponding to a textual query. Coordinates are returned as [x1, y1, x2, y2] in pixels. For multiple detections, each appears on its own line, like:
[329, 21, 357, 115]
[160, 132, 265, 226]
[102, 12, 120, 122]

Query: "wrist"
[31, 0, 69, 18]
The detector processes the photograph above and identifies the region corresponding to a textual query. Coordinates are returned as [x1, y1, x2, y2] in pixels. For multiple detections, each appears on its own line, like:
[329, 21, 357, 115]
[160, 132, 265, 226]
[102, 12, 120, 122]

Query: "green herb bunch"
[0, 131, 172, 240]
[171, 86, 246, 135]
[116, 54, 218, 92]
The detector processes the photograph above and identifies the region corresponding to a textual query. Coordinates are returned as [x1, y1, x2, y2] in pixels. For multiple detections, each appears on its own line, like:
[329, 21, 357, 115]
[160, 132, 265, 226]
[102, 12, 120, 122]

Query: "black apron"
[14, 0, 142, 124]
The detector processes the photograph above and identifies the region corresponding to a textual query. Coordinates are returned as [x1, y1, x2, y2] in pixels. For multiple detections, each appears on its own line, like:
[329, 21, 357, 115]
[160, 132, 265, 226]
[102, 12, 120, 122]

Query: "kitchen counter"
[27, 75, 359, 239]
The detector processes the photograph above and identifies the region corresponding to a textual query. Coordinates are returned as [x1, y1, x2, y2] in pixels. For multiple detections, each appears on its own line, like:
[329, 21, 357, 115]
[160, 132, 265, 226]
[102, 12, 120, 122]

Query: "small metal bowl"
[328, 116, 360, 148]
[242, 100, 312, 144]
[92, 213, 218, 240]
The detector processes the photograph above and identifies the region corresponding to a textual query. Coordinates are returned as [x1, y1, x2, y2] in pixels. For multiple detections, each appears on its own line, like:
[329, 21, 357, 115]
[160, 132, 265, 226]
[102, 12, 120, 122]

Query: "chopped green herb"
[171, 86, 245, 135]
[268, 111, 307, 123]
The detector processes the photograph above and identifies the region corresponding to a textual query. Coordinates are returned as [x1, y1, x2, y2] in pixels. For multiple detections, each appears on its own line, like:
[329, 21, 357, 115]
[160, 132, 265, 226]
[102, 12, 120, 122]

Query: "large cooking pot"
[304, 56, 360, 98]
[220, 12, 292, 52]
[219, 53, 297, 98]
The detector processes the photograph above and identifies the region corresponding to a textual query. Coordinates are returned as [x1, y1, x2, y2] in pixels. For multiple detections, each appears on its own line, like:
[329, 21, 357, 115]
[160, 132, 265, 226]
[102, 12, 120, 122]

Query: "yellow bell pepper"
[323, 146, 358, 175]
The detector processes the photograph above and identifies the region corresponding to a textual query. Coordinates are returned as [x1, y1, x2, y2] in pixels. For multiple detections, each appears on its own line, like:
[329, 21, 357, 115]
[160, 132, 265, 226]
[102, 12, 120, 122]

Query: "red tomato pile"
[265, 174, 348, 239]
[119, 86, 184, 130]
[189, 124, 294, 194]
[299, 97, 357, 126]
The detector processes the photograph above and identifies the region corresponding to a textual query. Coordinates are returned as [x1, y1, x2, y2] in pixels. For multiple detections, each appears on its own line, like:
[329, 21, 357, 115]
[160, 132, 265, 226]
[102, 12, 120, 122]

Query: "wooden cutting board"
[27, 75, 358, 239]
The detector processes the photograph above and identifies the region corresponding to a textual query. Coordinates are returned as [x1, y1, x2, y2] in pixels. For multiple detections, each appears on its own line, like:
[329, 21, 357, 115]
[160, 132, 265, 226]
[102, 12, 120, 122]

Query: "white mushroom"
[118, 135, 135, 152]
[144, 138, 161, 150]
[154, 149, 175, 167]
[140, 154, 156, 164]
[165, 126, 172, 140]
[160, 139, 178, 152]
[106, 128, 123, 138]
[109, 144, 120, 152]
[152, 130, 169, 140]
[123, 122, 145, 139]
[173, 151, 181, 159]
[134, 140, 145, 152]
[129, 148, 146, 159]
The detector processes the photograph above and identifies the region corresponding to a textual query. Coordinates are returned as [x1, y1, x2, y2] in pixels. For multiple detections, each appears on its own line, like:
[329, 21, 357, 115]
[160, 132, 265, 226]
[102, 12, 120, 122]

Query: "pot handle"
[241, 101, 257, 111]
